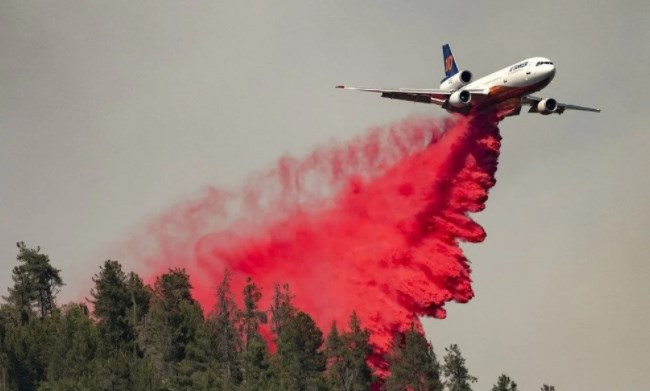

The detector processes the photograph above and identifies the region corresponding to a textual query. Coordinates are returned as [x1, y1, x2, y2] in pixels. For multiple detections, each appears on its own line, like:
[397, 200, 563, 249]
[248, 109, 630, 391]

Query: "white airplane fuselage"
[444, 57, 556, 114]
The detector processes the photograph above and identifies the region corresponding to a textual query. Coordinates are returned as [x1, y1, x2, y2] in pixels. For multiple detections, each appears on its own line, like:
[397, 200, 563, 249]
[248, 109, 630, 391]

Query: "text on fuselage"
[509, 61, 528, 72]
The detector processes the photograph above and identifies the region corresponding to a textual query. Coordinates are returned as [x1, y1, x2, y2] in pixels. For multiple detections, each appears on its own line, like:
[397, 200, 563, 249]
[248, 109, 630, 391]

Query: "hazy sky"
[1, 1, 649, 389]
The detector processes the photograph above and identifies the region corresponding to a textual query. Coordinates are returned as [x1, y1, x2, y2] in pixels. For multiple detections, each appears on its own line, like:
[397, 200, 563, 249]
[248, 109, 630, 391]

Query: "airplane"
[336, 44, 600, 116]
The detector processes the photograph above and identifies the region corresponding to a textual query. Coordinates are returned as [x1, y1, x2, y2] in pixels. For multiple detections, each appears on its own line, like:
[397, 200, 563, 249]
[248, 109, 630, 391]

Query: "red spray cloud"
[126, 110, 502, 373]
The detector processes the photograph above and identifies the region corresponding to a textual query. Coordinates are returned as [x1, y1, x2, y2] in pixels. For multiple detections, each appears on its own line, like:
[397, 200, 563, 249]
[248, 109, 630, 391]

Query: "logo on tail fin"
[445, 55, 454, 73]
[442, 44, 459, 79]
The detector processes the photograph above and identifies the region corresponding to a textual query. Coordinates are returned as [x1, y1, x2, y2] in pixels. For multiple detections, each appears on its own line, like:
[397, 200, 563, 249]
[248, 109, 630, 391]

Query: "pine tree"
[87, 262, 163, 389]
[4, 242, 63, 323]
[273, 310, 326, 391]
[43, 304, 98, 387]
[241, 277, 267, 349]
[126, 272, 152, 327]
[0, 243, 62, 390]
[88, 349, 161, 391]
[491, 374, 518, 391]
[171, 301, 217, 390]
[326, 313, 373, 391]
[90, 260, 136, 352]
[442, 344, 477, 391]
[149, 268, 195, 361]
[209, 270, 242, 388]
[0, 306, 7, 391]
[270, 283, 295, 338]
[5, 264, 33, 325]
[325, 321, 343, 385]
[239, 277, 271, 390]
[148, 268, 212, 388]
[383, 326, 443, 391]
[0, 241, 569, 391]
[342, 312, 373, 390]
[2, 315, 57, 390]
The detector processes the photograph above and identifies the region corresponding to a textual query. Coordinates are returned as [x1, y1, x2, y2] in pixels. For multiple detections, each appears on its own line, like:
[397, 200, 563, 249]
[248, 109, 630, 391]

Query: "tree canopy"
[0, 243, 557, 390]
[491, 374, 518, 391]
[384, 325, 442, 391]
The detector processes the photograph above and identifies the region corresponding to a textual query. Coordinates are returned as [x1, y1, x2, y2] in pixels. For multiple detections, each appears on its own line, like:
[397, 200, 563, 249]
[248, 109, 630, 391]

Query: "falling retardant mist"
[127, 110, 503, 375]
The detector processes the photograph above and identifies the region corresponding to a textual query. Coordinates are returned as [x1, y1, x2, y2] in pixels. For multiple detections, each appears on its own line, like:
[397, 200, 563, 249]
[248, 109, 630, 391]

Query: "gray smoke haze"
[1, 1, 649, 390]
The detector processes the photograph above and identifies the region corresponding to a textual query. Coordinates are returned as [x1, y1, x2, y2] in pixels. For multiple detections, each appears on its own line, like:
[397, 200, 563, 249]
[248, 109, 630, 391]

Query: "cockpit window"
[536, 61, 554, 66]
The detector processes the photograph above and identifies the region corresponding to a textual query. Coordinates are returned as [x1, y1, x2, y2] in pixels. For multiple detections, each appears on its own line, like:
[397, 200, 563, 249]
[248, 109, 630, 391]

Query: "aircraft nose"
[547, 64, 556, 80]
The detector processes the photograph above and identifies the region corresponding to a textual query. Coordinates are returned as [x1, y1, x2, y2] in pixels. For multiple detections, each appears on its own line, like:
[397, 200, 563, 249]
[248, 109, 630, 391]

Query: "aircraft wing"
[523, 95, 601, 114]
[336, 85, 452, 105]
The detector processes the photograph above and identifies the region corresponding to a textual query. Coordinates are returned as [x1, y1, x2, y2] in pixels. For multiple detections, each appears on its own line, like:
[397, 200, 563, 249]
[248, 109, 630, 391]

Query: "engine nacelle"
[440, 70, 473, 91]
[537, 98, 558, 114]
[448, 90, 472, 108]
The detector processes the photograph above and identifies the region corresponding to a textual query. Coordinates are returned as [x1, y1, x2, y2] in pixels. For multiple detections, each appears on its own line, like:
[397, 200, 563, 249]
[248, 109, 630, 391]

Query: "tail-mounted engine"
[440, 70, 473, 91]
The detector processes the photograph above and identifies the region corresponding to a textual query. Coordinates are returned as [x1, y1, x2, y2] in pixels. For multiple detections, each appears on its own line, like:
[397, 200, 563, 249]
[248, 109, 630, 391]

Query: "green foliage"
[3, 316, 57, 390]
[325, 322, 343, 383]
[326, 313, 373, 391]
[1, 243, 62, 390]
[148, 268, 213, 388]
[4, 242, 63, 323]
[5, 264, 33, 325]
[241, 277, 267, 348]
[150, 268, 201, 362]
[272, 311, 327, 391]
[239, 333, 270, 390]
[0, 305, 9, 372]
[44, 304, 98, 386]
[270, 283, 295, 339]
[81, 351, 160, 391]
[491, 374, 518, 391]
[209, 270, 242, 387]
[91, 260, 137, 352]
[239, 277, 271, 390]
[127, 272, 152, 326]
[0, 243, 545, 390]
[442, 343, 477, 391]
[383, 325, 442, 391]
[44, 262, 158, 391]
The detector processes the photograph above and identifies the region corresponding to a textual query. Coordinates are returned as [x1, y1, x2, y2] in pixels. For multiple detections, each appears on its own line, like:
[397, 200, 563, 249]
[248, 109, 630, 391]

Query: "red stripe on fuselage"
[474, 76, 552, 111]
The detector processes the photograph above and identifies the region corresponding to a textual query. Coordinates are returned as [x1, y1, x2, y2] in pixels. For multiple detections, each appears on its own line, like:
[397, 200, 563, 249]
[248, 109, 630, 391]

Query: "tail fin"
[442, 44, 459, 79]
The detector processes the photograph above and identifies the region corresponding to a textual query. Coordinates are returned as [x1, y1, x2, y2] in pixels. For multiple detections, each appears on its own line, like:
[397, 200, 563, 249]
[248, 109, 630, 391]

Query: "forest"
[0, 242, 556, 391]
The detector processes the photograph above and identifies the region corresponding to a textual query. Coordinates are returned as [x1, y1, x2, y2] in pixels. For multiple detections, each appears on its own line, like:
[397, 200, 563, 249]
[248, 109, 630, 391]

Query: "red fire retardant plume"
[127, 110, 502, 374]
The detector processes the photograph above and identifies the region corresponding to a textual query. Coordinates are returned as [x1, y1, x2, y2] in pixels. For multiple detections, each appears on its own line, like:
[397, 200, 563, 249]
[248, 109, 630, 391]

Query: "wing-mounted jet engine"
[448, 90, 472, 108]
[536, 98, 558, 114]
